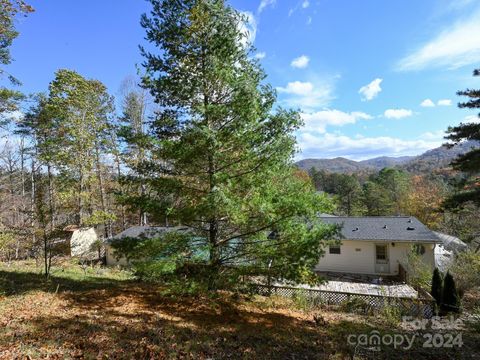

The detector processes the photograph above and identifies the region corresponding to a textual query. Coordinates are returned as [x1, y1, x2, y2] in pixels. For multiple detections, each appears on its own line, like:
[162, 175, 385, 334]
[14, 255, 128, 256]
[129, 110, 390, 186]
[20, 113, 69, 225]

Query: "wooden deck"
[315, 271, 402, 284]
[274, 280, 418, 298]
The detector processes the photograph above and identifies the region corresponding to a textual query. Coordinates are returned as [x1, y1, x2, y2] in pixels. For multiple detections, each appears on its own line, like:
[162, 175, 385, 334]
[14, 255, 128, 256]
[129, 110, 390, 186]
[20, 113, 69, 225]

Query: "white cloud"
[358, 78, 383, 101]
[302, 0, 310, 9]
[420, 99, 436, 107]
[384, 108, 413, 119]
[254, 52, 266, 60]
[277, 81, 333, 109]
[463, 114, 480, 123]
[438, 99, 452, 106]
[258, 0, 276, 14]
[297, 132, 443, 160]
[420, 98, 452, 107]
[301, 110, 372, 134]
[397, 9, 480, 71]
[277, 81, 314, 95]
[419, 130, 446, 140]
[291, 55, 310, 69]
[238, 11, 257, 46]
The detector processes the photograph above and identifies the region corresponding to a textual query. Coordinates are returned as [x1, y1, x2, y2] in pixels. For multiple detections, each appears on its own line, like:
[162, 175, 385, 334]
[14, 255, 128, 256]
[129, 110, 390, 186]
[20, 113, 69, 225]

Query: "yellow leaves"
[84, 210, 117, 227]
[400, 175, 445, 229]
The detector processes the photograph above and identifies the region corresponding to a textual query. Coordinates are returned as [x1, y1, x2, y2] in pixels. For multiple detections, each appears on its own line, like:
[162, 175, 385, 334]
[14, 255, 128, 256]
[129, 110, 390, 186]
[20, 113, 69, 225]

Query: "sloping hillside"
[296, 141, 479, 174]
[1, 261, 478, 359]
[296, 155, 413, 174]
[400, 141, 480, 173]
[296, 157, 373, 173]
[360, 156, 413, 169]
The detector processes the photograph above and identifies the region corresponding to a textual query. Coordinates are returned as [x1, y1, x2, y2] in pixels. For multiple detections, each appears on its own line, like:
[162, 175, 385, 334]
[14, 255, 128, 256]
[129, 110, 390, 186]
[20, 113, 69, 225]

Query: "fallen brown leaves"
[0, 263, 478, 359]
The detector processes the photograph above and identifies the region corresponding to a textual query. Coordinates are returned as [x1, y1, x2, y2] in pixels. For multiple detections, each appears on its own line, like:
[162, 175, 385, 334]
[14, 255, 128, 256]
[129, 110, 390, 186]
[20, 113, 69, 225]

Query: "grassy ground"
[0, 260, 478, 359]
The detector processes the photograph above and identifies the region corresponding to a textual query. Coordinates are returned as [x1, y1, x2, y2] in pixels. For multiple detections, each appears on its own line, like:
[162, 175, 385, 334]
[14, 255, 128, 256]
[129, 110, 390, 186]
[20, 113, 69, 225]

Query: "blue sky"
[4, 0, 480, 160]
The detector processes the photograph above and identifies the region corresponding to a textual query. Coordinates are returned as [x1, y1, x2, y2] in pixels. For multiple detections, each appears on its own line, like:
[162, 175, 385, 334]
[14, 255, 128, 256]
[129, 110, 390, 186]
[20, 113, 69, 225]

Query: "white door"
[375, 244, 390, 274]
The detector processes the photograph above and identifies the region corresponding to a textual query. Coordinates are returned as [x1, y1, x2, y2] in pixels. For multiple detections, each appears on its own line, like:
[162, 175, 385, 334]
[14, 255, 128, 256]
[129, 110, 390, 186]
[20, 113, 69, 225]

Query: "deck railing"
[250, 284, 435, 318]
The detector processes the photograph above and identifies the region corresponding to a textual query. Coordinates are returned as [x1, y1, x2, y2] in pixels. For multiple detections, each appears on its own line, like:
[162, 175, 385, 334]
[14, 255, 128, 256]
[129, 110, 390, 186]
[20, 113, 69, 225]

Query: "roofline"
[319, 216, 417, 219]
[339, 238, 441, 243]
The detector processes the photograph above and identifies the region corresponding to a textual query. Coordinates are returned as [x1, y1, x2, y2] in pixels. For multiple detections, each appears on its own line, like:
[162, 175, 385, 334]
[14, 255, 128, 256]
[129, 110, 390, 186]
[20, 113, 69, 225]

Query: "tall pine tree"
[45, 69, 116, 229]
[444, 68, 480, 208]
[119, 0, 335, 288]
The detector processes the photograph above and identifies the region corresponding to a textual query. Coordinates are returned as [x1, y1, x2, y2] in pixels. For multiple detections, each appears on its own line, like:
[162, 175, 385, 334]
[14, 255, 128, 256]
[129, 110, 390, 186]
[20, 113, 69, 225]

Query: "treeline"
[0, 71, 156, 264]
[308, 167, 480, 241]
[1, 0, 479, 288]
[0, 0, 338, 288]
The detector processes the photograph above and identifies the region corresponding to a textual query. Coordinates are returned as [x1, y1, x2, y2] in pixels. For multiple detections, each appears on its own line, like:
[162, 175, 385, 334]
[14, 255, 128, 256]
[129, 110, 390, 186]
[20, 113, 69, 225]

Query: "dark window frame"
[329, 245, 341, 254]
[376, 244, 388, 261]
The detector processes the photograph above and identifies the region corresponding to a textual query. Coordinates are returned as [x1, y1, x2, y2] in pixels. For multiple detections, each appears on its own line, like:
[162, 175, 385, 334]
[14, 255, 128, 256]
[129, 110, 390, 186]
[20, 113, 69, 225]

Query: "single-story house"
[315, 216, 459, 277]
[105, 218, 466, 278]
[105, 226, 190, 266]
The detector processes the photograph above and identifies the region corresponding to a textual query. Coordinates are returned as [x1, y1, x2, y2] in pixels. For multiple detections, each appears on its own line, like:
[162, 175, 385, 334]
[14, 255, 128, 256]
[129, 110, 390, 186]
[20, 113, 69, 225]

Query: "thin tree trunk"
[47, 162, 56, 229]
[114, 151, 127, 231]
[79, 166, 85, 226]
[95, 144, 111, 238]
[20, 138, 25, 197]
[43, 230, 49, 279]
[139, 184, 147, 226]
[30, 158, 36, 259]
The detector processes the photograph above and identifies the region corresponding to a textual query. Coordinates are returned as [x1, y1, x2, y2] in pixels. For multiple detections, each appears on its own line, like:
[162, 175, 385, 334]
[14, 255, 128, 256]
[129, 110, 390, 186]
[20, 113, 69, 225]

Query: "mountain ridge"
[296, 141, 479, 174]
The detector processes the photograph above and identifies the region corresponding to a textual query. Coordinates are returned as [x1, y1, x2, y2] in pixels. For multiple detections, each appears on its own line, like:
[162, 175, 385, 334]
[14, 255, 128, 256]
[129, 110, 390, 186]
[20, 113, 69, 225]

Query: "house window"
[375, 245, 387, 261]
[414, 244, 426, 255]
[329, 245, 341, 254]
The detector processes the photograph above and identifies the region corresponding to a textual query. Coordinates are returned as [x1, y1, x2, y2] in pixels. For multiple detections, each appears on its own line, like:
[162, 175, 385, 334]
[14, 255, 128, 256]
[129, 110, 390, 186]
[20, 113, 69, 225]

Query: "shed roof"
[106, 226, 190, 244]
[319, 216, 441, 243]
[432, 231, 467, 252]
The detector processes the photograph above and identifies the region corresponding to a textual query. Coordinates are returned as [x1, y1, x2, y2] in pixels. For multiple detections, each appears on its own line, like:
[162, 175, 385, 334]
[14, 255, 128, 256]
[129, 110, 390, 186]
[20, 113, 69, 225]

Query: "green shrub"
[449, 251, 480, 296]
[292, 291, 317, 311]
[403, 248, 432, 291]
[381, 302, 402, 326]
[340, 296, 371, 315]
[441, 271, 461, 313]
[431, 267, 443, 306]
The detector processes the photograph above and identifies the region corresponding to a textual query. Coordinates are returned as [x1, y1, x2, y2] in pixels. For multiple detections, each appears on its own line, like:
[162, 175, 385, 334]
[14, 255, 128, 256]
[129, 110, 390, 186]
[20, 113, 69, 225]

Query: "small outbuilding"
[64, 226, 102, 259]
[432, 231, 468, 272]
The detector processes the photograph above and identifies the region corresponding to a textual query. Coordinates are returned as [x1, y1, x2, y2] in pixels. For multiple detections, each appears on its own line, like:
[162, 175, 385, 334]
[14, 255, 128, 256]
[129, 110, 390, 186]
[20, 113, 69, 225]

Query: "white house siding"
[315, 240, 435, 275]
[105, 245, 130, 266]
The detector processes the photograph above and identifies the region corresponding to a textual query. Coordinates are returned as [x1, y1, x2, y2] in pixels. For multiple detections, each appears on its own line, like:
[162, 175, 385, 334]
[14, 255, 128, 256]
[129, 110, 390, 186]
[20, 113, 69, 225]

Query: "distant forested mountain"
[295, 157, 372, 173]
[400, 141, 479, 173]
[296, 141, 479, 174]
[360, 156, 413, 169]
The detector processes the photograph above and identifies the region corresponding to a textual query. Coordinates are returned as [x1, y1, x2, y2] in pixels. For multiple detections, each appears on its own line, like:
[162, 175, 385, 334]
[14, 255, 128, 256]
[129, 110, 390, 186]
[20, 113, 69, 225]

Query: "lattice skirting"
[251, 284, 435, 318]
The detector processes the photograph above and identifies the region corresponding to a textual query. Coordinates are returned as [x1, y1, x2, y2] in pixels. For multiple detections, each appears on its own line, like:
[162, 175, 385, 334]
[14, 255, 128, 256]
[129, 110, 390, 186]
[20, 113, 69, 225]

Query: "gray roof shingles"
[319, 216, 441, 243]
[105, 226, 190, 244]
